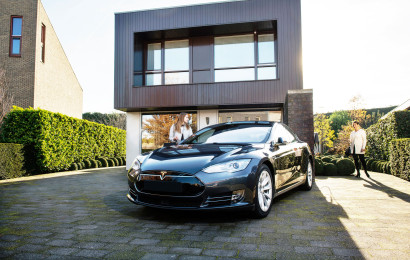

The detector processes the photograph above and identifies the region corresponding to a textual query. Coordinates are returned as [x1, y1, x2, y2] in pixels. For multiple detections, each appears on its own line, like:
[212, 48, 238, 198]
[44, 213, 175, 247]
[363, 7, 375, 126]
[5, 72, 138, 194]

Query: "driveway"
[1, 167, 409, 259]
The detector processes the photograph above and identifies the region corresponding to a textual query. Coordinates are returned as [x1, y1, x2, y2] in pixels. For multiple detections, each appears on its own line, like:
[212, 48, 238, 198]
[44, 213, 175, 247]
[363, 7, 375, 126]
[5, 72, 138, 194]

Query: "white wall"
[126, 112, 141, 169]
[197, 110, 218, 131]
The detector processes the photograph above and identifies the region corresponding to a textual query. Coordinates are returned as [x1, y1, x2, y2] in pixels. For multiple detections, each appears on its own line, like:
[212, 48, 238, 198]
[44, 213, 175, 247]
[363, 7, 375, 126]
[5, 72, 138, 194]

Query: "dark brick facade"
[284, 89, 314, 151]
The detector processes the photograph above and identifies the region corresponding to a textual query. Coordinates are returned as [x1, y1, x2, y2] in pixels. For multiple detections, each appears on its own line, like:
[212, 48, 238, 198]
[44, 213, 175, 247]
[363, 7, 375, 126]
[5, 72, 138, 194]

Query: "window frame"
[41, 23, 46, 63]
[134, 30, 277, 87]
[9, 15, 23, 57]
[213, 31, 277, 83]
[141, 38, 191, 86]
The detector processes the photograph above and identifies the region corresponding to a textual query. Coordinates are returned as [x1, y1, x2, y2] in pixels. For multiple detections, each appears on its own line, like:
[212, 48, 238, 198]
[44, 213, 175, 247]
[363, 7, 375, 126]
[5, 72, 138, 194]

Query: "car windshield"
[183, 123, 272, 144]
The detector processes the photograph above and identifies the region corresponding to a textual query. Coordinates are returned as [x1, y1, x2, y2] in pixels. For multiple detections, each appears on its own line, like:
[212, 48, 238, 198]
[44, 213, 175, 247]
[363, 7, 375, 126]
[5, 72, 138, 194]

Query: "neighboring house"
[0, 0, 83, 118]
[114, 0, 313, 167]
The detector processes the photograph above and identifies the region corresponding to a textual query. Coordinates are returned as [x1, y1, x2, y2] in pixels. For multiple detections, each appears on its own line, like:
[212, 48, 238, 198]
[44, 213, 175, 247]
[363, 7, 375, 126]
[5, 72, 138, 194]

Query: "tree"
[348, 95, 370, 125]
[333, 124, 354, 154]
[314, 114, 335, 153]
[329, 110, 351, 133]
[83, 112, 126, 130]
[143, 114, 177, 147]
[0, 69, 14, 130]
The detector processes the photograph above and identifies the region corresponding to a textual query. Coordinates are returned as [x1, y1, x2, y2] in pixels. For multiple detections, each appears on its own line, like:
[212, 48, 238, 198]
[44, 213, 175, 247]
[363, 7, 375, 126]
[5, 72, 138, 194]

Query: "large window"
[144, 39, 190, 86]
[214, 33, 277, 82]
[10, 16, 23, 57]
[134, 30, 277, 86]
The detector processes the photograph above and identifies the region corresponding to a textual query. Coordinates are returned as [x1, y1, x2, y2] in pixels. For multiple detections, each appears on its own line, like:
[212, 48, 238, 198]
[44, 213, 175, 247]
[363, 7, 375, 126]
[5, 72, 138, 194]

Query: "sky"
[41, 0, 410, 114]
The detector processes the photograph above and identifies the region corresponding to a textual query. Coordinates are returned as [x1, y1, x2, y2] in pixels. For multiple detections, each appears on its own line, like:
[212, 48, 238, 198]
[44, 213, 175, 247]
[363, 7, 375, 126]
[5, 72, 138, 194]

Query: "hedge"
[0, 143, 26, 179]
[389, 138, 410, 181]
[367, 111, 410, 161]
[0, 107, 126, 174]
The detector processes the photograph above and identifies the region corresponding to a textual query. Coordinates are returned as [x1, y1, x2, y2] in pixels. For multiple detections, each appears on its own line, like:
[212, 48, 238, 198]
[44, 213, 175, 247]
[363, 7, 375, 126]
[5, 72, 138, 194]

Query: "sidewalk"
[0, 168, 409, 259]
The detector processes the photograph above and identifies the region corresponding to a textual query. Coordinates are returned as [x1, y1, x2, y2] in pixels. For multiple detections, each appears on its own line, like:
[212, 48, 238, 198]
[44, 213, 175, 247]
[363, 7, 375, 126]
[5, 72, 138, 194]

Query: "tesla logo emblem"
[160, 171, 167, 180]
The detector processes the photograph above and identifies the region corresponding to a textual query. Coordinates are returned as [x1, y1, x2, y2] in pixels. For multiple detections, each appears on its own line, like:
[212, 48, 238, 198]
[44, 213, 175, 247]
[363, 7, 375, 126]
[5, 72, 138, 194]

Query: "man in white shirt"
[350, 121, 370, 178]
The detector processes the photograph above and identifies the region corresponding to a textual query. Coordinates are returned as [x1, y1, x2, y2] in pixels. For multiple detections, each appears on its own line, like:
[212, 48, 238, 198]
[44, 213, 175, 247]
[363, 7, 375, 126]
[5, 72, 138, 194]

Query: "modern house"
[114, 0, 313, 168]
[0, 0, 83, 118]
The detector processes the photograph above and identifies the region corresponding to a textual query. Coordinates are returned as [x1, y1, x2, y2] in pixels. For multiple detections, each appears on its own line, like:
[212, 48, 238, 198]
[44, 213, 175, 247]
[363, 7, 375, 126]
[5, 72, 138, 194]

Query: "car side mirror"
[277, 137, 284, 144]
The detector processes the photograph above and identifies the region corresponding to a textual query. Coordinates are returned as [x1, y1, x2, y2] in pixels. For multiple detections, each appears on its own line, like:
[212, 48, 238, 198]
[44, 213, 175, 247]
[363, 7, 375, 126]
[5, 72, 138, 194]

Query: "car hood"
[140, 144, 254, 174]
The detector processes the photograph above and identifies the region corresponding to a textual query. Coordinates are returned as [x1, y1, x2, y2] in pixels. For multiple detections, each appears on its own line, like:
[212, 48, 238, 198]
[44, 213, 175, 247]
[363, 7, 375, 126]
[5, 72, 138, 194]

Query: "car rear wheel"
[302, 159, 313, 190]
[253, 165, 274, 218]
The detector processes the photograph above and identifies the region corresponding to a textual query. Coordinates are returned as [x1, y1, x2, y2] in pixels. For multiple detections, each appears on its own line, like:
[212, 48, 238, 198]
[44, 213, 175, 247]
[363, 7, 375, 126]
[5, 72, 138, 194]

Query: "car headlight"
[128, 159, 141, 180]
[202, 159, 251, 173]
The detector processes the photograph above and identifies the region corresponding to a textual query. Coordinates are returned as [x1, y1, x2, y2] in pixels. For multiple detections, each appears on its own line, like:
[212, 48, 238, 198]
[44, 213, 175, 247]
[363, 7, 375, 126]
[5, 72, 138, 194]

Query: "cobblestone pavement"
[1, 167, 409, 259]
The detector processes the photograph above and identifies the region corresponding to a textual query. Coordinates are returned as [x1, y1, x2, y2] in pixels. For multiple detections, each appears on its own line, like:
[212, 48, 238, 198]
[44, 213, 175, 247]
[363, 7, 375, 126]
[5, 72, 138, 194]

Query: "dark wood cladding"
[114, 0, 302, 111]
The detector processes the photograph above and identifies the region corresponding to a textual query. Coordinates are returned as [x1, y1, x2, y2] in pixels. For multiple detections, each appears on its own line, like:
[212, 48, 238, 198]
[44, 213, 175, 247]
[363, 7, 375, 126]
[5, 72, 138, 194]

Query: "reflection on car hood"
[141, 144, 247, 174]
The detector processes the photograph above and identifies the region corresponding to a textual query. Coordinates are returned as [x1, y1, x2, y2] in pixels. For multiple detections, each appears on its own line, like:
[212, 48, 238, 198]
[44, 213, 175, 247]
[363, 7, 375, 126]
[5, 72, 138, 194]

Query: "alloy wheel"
[257, 170, 273, 212]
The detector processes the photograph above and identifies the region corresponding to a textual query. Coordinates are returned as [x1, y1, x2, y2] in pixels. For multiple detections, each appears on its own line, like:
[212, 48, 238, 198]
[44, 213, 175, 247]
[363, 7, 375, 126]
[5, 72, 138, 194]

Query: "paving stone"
[140, 253, 178, 260]
[16, 243, 47, 252]
[238, 250, 275, 259]
[74, 249, 110, 258]
[179, 256, 216, 260]
[75, 241, 107, 249]
[12, 253, 48, 259]
[46, 247, 78, 256]
[212, 236, 242, 243]
[169, 247, 202, 255]
[332, 248, 363, 257]
[46, 239, 76, 247]
[129, 238, 160, 245]
[202, 249, 237, 257]
[0, 234, 23, 241]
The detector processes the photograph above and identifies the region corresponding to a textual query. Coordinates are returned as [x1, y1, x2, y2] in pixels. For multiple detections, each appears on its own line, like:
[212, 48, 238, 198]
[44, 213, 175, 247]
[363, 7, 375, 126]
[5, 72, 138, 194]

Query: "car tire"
[252, 164, 274, 218]
[302, 159, 313, 191]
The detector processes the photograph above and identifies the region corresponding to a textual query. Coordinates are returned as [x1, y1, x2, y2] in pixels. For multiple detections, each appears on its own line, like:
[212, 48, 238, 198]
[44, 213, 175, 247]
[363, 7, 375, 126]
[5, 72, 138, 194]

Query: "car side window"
[271, 124, 295, 143]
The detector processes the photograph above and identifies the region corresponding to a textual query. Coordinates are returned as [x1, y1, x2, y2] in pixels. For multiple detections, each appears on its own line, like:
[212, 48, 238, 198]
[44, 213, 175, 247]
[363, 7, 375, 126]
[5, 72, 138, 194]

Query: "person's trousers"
[352, 153, 367, 173]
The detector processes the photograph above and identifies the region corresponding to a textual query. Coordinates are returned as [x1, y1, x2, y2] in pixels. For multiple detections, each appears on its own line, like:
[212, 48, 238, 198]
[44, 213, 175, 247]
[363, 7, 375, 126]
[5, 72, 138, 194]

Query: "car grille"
[137, 193, 204, 208]
[135, 171, 205, 196]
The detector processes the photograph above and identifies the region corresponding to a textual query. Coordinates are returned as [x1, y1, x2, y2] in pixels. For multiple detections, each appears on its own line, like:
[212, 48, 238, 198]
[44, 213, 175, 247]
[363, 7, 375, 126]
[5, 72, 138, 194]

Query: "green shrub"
[122, 156, 126, 165]
[107, 159, 114, 167]
[69, 163, 78, 171]
[117, 157, 123, 166]
[0, 143, 26, 179]
[97, 160, 102, 167]
[77, 162, 83, 170]
[0, 107, 126, 174]
[321, 156, 332, 163]
[323, 162, 337, 176]
[99, 158, 108, 167]
[389, 138, 410, 181]
[367, 111, 410, 161]
[330, 158, 339, 165]
[315, 158, 324, 175]
[90, 159, 98, 168]
[112, 158, 119, 166]
[336, 158, 355, 176]
[84, 159, 91, 169]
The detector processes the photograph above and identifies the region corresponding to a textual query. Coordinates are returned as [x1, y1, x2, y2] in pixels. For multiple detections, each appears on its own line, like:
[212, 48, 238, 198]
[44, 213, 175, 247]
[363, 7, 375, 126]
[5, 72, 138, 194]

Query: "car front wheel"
[302, 159, 313, 190]
[253, 165, 274, 218]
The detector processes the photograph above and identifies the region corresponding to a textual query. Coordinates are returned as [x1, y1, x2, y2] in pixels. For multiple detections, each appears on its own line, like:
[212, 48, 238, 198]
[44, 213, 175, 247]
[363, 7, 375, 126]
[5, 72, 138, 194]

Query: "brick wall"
[0, 0, 38, 109]
[0, 0, 83, 119]
[284, 89, 314, 151]
[34, 1, 83, 118]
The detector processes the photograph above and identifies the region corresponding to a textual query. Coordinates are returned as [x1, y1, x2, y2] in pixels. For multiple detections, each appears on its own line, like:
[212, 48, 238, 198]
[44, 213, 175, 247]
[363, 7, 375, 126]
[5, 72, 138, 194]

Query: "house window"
[41, 24, 46, 62]
[10, 16, 23, 57]
[144, 39, 189, 86]
[214, 33, 277, 82]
